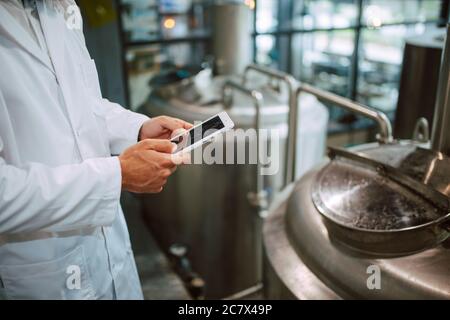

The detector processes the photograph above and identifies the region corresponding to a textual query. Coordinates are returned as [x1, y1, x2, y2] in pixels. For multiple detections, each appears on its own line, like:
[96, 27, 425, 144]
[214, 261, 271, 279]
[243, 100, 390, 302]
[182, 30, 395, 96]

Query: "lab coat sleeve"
[0, 154, 122, 234]
[97, 99, 149, 156]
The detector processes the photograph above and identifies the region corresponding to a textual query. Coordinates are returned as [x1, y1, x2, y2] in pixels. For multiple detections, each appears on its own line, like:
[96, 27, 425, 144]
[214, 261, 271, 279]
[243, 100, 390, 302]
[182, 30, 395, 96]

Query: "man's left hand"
[139, 116, 193, 141]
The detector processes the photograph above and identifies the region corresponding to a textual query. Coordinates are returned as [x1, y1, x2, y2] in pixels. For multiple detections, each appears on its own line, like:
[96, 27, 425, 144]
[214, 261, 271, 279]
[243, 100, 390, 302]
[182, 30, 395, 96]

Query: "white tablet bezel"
[171, 111, 235, 154]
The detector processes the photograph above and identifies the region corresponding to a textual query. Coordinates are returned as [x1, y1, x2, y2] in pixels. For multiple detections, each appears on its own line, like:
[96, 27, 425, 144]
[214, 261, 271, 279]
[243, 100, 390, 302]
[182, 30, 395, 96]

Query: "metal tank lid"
[312, 142, 450, 232]
[283, 142, 450, 298]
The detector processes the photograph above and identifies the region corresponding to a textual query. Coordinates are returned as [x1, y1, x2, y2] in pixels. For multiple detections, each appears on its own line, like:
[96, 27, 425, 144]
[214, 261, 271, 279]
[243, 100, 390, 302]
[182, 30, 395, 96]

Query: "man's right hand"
[119, 139, 187, 194]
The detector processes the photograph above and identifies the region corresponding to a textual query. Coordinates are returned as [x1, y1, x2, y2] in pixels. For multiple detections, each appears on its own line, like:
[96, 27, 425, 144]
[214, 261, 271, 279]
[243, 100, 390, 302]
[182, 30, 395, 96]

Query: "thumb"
[140, 139, 176, 154]
[171, 128, 188, 139]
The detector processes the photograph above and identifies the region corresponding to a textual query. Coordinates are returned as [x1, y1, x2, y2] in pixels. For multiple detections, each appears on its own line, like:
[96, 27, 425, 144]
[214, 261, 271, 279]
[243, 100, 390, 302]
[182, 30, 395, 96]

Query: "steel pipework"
[222, 80, 268, 216]
[243, 64, 299, 189]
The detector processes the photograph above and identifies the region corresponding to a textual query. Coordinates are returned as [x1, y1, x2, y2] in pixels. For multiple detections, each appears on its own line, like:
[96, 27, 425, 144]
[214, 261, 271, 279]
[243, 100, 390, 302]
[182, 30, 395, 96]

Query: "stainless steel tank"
[263, 25, 450, 299]
[139, 65, 298, 299]
[212, 1, 252, 75]
[264, 158, 450, 299]
[394, 28, 445, 139]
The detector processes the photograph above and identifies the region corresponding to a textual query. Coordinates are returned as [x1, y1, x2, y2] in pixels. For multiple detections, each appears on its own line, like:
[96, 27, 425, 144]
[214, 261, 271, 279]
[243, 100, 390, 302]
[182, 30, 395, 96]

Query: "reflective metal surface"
[121, 192, 191, 300]
[242, 64, 298, 186]
[222, 80, 268, 217]
[343, 143, 450, 198]
[311, 143, 450, 256]
[150, 66, 213, 101]
[140, 75, 289, 299]
[413, 118, 430, 143]
[395, 28, 444, 139]
[295, 84, 393, 145]
[263, 27, 450, 296]
[263, 184, 340, 300]
[212, 2, 251, 75]
[432, 24, 450, 156]
[264, 162, 450, 299]
[314, 156, 446, 230]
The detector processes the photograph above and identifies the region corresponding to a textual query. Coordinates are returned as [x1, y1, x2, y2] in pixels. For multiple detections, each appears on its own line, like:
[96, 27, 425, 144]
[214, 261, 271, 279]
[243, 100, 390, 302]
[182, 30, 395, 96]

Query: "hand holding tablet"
[171, 112, 235, 154]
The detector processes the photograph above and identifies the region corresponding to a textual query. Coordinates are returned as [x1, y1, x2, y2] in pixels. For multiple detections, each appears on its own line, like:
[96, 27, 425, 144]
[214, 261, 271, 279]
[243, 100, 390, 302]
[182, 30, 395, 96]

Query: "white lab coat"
[0, 1, 148, 299]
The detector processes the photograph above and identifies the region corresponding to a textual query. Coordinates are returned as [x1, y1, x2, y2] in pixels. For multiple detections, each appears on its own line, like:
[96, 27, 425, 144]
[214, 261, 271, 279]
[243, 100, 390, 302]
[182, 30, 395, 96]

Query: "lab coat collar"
[0, 2, 55, 75]
[36, 0, 66, 79]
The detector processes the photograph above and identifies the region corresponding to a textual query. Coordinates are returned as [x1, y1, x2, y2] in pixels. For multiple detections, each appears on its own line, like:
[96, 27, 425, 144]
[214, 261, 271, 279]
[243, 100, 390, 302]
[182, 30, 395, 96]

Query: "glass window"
[119, 0, 444, 119]
[362, 0, 442, 27]
[121, 0, 160, 42]
[420, 0, 443, 20]
[356, 23, 438, 114]
[121, 0, 209, 43]
[291, 30, 355, 122]
[255, 35, 277, 66]
[292, 0, 359, 30]
[292, 30, 355, 95]
[255, 34, 290, 71]
[119, 0, 210, 109]
[255, 0, 280, 33]
[159, 0, 192, 13]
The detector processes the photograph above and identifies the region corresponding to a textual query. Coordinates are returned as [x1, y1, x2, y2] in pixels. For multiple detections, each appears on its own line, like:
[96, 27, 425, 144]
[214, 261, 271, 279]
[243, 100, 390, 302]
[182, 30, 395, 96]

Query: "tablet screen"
[172, 116, 225, 153]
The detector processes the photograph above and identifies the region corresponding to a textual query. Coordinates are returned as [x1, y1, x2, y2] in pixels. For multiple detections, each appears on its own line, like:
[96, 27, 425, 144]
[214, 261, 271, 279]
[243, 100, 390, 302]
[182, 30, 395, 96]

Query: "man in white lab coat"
[0, 0, 192, 299]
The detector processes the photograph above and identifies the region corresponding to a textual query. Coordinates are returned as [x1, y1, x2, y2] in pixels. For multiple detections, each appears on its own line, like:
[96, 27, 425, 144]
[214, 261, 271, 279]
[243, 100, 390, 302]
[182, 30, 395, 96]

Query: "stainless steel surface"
[413, 118, 430, 143]
[351, 143, 450, 198]
[121, 192, 191, 300]
[212, 2, 251, 75]
[263, 46, 450, 295]
[152, 67, 213, 101]
[264, 163, 450, 299]
[242, 64, 298, 187]
[325, 147, 450, 213]
[296, 84, 393, 145]
[432, 24, 450, 156]
[311, 143, 450, 256]
[145, 75, 289, 128]
[222, 80, 268, 217]
[263, 184, 340, 300]
[395, 28, 445, 139]
[140, 73, 289, 299]
[223, 283, 264, 300]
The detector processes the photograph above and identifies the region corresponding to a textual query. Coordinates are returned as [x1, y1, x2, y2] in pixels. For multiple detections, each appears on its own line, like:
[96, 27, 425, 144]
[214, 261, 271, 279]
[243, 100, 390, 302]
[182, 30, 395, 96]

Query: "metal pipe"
[431, 24, 450, 156]
[222, 80, 268, 216]
[298, 84, 393, 142]
[286, 83, 394, 185]
[242, 64, 299, 189]
[413, 117, 430, 143]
